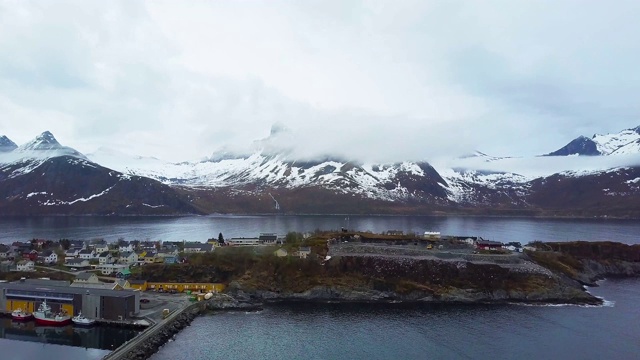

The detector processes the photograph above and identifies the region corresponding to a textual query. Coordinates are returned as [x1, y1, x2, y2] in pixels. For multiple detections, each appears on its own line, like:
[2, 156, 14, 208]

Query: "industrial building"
[0, 281, 140, 321]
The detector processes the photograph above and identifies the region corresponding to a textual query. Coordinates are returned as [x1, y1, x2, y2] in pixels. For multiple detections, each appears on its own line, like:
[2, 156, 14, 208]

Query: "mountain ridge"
[3, 125, 640, 217]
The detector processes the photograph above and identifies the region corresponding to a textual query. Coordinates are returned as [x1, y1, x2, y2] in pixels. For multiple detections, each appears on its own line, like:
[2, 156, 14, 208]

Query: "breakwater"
[103, 303, 203, 360]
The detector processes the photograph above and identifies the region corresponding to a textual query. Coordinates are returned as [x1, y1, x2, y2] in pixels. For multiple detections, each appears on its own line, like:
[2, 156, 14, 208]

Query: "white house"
[0, 245, 10, 259]
[94, 242, 110, 254]
[119, 251, 138, 265]
[16, 260, 35, 272]
[65, 247, 81, 259]
[98, 251, 113, 265]
[118, 242, 134, 253]
[227, 238, 261, 246]
[183, 243, 215, 253]
[294, 247, 312, 259]
[65, 258, 91, 268]
[78, 249, 96, 260]
[73, 271, 100, 283]
[97, 264, 129, 276]
[40, 250, 58, 264]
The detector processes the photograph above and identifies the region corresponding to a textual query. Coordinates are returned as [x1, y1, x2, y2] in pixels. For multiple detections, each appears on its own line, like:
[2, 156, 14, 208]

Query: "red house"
[476, 240, 503, 251]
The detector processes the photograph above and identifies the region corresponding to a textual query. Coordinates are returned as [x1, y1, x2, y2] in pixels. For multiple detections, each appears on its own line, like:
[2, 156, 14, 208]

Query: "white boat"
[72, 311, 96, 326]
[33, 300, 71, 326]
[11, 308, 33, 321]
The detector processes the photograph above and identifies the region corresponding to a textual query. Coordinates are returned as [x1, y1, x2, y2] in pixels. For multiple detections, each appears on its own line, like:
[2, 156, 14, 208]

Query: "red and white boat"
[33, 300, 71, 326]
[11, 308, 33, 321]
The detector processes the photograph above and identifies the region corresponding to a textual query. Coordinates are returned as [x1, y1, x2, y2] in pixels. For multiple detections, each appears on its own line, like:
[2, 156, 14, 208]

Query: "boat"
[72, 311, 96, 326]
[33, 300, 71, 326]
[11, 308, 33, 321]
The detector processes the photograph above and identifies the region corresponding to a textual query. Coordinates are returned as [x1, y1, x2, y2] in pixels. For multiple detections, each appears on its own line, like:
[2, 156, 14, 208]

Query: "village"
[0, 232, 316, 276]
[0, 229, 539, 327]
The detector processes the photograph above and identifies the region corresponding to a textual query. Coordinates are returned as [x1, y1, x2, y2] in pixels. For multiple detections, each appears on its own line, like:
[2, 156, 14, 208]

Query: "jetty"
[103, 302, 202, 360]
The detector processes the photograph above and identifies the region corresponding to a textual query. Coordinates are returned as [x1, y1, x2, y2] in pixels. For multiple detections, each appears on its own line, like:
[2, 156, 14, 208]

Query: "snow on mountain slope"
[548, 125, 640, 156]
[87, 147, 450, 201]
[0, 131, 89, 179]
[592, 128, 640, 155]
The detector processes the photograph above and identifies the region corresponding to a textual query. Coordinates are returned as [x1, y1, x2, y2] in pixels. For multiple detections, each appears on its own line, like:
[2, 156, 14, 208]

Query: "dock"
[102, 302, 202, 360]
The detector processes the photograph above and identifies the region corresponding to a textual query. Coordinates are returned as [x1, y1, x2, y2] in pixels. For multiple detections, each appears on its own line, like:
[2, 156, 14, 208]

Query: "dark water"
[0, 319, 139, 360]
[2, 215, 640, 244]
[152, 279, 640, 360]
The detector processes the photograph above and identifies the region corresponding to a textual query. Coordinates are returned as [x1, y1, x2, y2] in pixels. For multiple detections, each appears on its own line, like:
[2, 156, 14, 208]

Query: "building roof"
[259, 234, 278, 241]
[98, 251, 111, 258]
[129, 279, 147, 284]
[79, 249, 94, 255]
[41, 250, 54, 256]
[19, 279, 70, 287]
[120, 251, 135, 258]
[184, 242, 204, 248]
[75, 272, 96, 280]
[0, 244, 10, 252]
[118, 268, 132, 275]
[476, 240, 503, 246]
[70, 282, 117, 290]
[17, 260, 33, 265]
[299, 247, 311, 252]
[66, 258, 89, 265]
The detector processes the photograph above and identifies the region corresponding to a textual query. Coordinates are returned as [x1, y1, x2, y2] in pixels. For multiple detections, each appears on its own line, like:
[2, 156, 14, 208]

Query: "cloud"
[0, 1, 639, 162]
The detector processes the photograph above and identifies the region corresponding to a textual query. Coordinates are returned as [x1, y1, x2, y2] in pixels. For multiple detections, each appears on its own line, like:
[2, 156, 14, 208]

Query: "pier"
[102, 302, 203, 360]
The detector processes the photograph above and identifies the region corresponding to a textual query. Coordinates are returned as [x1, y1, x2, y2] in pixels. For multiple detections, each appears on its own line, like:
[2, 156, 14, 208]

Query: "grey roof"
[98, 251, 111, 258]
[66, 258, 89, 265]
[0, 244, 9, 252]
[477, 240, 503, 246]
[41, 250, 54, 256]
[18, 279, 70, 287]
[70, 282, 116, 290]
[259, 234, 278, 241]
[79, 249, 94, 255]
[0, 282, 135, 298]
[75, 272, 96, 280]
[120, 251, 135, 258]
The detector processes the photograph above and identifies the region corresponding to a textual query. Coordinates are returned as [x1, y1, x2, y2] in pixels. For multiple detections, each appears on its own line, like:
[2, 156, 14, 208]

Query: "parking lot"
[137, 291, 193, 322]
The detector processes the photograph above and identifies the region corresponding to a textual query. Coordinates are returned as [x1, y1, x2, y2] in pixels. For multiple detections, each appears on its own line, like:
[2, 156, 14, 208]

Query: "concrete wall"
[82, 294, 102, 319]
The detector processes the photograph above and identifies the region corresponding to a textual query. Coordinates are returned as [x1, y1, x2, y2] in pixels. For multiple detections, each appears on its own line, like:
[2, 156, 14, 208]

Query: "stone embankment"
[104, 304, 202, 360]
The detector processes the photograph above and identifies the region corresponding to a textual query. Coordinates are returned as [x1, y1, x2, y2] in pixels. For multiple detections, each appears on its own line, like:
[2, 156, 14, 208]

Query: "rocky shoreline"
[114, 306, 202, 360]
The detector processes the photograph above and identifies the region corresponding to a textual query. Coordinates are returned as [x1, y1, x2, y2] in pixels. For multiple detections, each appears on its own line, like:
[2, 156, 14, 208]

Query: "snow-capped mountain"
[0, 135, 17, 152]
[0, 132, 203, 215]
[5, 126, 640, 217]
[546, 126, 640, 156]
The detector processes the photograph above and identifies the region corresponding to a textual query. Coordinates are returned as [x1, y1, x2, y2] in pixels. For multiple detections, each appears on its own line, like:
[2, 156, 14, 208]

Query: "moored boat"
[33, 300, 71, 326]
[11, 308, 33, 321]
[72, 311, 96, 326]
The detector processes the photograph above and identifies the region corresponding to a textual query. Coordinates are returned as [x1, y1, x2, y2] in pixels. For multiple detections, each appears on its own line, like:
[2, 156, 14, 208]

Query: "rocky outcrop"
[205, 288, 263, 311]
[221, 255, 602, 306]
[529, 241, 640, 286]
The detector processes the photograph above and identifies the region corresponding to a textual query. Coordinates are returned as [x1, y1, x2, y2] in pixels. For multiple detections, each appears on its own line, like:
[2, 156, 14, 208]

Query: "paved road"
[35, 265, 80, 276]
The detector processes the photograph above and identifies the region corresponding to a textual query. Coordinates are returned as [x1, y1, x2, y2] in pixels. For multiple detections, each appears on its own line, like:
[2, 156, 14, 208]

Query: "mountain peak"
[20, 131, 62, 150]
[546, 135, 600, 156]
[0, 135, 17, 152]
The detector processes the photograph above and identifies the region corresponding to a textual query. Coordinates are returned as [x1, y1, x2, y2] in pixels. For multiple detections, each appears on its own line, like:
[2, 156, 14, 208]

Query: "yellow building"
[146, 282, 225, 293]
[129, 280, 148, 291]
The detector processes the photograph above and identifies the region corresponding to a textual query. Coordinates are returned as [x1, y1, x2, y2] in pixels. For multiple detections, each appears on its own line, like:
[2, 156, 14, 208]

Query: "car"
[140, 298, 150, 303]
[70, 268, 78, 271]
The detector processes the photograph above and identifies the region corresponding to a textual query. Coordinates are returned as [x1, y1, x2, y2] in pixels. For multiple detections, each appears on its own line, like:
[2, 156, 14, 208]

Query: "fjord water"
[0, 320, 139, 360]
[2, 215, 640, 244]
[2, 215, 640, 359]
[153, 279, 640, 360]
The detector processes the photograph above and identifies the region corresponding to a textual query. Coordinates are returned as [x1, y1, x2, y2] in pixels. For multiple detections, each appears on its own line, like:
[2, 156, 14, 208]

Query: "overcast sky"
[0, 0, 639, 162]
